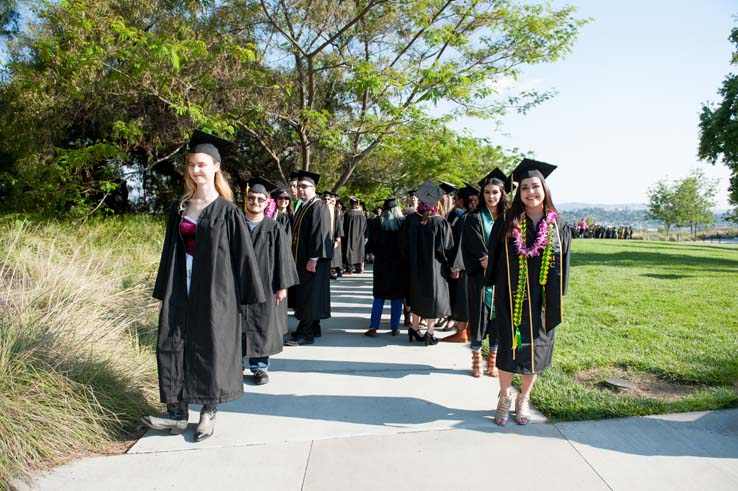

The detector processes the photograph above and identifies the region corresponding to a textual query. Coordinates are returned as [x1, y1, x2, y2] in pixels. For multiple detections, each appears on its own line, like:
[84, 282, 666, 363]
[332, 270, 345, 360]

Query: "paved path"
[26, 270, 738, 490]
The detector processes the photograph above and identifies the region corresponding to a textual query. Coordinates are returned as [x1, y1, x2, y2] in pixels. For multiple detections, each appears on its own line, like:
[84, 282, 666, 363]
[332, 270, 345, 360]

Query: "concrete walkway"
[27, 269, 738, 490]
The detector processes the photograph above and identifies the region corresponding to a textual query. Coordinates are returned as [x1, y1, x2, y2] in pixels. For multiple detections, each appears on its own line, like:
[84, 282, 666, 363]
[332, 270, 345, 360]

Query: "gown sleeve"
[229, 210, 267, 305]
[483, 219, 505, 287]
[558, 217, 572, 296]
[460, 214, 487, 275]
[153, 205, 178, 300]
[274, 222, 300, 290]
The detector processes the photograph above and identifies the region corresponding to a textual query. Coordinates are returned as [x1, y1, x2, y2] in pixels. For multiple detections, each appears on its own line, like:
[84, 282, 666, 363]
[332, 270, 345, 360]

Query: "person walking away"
[364, 198, 407, 337]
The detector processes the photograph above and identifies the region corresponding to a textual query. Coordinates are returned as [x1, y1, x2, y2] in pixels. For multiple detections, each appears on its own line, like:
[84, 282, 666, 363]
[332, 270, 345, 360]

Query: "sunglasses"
[247, 196, 267, 203]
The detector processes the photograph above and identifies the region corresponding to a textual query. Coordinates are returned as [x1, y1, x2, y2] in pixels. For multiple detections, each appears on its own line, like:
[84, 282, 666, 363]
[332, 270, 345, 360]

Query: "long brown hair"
[478, 178, 510, 218]
[501, 176, 557, 238]
[179, 153, 234, 211]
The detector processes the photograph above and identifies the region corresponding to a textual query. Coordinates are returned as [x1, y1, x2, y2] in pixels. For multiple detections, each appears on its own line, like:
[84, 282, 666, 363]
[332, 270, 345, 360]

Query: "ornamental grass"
[0, 217, 162, 490]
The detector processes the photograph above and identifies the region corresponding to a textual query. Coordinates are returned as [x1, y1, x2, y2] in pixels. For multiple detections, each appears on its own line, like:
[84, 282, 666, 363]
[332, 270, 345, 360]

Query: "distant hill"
[558, 206, 734, 230]
[558, 202, 647, 211]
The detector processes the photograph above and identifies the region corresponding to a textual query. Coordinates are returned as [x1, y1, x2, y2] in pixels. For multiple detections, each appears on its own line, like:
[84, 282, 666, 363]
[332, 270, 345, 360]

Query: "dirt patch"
[575, 367, 700, 402]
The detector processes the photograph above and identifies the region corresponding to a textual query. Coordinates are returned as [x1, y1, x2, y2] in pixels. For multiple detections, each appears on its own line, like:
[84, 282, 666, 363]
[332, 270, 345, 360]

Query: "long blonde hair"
[179, 153, 234, 211]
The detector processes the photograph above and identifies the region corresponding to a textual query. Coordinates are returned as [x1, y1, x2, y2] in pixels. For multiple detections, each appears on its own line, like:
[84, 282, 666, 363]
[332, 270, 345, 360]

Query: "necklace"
[511, 210, 557, 348]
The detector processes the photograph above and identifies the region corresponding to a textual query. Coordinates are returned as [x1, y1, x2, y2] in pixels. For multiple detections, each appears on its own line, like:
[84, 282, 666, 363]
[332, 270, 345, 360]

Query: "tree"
[240, 0, 587, 190]
[674, 170, 717, 238]
[646, 180, 680, 237]
[699, 25, 738, 223]
[0, 0, 586, 215]
[646, 170, 718, 239]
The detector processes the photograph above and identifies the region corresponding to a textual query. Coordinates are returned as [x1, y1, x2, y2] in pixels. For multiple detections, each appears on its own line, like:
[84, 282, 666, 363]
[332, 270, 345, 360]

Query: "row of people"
[575, 220, 634, 239]
[141, 129, 571, 440]
[362, 160, 571, 426]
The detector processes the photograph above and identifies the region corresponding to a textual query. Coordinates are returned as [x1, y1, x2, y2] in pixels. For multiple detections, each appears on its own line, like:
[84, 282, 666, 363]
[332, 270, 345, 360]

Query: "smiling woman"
[485, 158, 571, 426]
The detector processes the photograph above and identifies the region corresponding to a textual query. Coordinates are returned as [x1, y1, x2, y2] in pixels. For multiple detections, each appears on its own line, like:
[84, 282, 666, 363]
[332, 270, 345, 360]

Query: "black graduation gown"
[274, 210, 292, 244]
[448, 212, 469, 322]
[291, 195, 333, 320]
[330, 207, 344, 269]
[402, 213, 454, 318]
[153, 198, 266, 405]
[242, 218, 299, 358]
[342, 209, 367, 265]
[484, 215, 571, 374]
[458, 210, 493, 343]
[366, 216, 407, 299]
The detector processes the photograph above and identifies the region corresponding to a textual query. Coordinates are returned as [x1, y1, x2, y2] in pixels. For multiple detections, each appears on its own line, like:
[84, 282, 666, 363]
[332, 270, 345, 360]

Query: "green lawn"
[532, 239, 738, 421]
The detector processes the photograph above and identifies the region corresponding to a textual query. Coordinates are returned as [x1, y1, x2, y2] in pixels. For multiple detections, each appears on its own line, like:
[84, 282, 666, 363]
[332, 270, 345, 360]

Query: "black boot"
[195, 404, 217, 442]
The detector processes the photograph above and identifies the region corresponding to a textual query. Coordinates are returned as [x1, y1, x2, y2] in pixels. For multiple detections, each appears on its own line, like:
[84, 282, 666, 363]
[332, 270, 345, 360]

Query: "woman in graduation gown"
[401, 179, 454, 345]
[142, 131, 266, 442]
[484, 159, 570, 426]
[455, 172, 510, 378]
[271, 187, 293, 243]
[364, 198, 407, 336]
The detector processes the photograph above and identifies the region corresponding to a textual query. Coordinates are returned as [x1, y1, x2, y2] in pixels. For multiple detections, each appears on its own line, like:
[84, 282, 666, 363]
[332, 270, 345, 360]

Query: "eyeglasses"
[297, 184, 314, 189]
[247, 196, 267, 203]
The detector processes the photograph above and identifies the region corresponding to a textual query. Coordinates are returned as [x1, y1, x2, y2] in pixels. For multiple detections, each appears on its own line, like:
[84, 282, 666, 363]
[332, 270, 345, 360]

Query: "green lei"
[511, 211, 556, 350]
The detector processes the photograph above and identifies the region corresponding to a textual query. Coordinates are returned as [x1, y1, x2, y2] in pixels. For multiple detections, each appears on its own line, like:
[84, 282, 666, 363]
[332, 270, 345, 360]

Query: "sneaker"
[253, 370, 270, 385]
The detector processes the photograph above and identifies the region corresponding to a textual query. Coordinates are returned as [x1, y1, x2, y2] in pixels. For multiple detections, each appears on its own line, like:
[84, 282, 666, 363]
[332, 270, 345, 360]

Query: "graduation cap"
[188, 130, 235, 163]
[457, 183, 480, 200]
[416, 179, 444, 208]
[478, 168, 512, 193]
[246, 176, 275, 196]
[382, 197, 398, 210]
[295, 170, 320, 186]
[404, 189, 417, 197]
[511, 158, 557, 183]
[270, 187, 291, 200]
[288, 171, 301, 182]
[321, 190, 337, 199]
[438, 181, 458, 195]
[349, 196, 360, 205]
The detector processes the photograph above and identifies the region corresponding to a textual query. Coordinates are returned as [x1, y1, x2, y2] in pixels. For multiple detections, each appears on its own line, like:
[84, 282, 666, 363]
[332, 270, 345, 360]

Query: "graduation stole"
[480, 208, 494, 309]
[291, 197, 319, 261]
[510, 209, 557, 350]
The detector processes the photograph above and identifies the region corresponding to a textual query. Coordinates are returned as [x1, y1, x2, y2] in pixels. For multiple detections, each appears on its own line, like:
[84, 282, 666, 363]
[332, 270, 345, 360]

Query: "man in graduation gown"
[342, 196, 367, 274]
[322, 191, 344, 280]
[286, 171, 333, 345]
[242, 178, 300, 384]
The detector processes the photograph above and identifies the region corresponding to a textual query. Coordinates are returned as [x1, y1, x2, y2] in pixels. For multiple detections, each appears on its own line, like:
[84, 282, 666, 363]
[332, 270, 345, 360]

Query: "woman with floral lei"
[484, 159, 570, 426]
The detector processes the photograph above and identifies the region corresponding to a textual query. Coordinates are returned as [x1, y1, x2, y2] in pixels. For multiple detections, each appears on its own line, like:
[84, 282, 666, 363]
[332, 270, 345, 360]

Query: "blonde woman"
[142, 131, 265, 442]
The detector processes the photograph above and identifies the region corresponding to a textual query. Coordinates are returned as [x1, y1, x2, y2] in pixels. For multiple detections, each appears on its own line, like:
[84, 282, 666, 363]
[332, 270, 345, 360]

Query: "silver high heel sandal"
[515, 394, 531, 425]
[495, 392, 513, 426]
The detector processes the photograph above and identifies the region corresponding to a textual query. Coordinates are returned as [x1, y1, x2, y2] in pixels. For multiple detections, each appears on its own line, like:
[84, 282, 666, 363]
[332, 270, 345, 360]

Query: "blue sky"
[450, 0, 737, 208]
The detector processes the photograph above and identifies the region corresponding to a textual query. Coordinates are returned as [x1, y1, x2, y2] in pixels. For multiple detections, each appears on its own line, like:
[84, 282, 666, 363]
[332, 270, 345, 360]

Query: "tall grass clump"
[0, 216, 164, 489]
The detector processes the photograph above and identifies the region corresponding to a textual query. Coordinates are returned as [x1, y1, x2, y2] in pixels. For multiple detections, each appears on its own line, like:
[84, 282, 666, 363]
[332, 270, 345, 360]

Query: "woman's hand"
[275, 289, 287, 304]
[479, 255, 488, 270]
